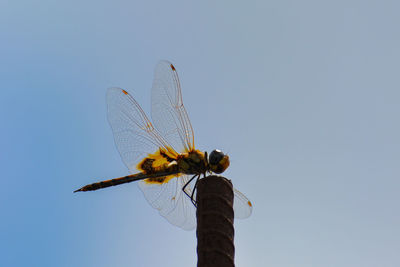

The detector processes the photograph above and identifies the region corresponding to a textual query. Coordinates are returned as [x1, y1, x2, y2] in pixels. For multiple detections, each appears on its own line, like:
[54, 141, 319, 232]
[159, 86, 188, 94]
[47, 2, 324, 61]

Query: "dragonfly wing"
[108, 87, 194, 229]
[107, 87, 171, 172]
[233, 188, 253, 219]
[138, 175, 196, 230]
[151, 60, 195, 153]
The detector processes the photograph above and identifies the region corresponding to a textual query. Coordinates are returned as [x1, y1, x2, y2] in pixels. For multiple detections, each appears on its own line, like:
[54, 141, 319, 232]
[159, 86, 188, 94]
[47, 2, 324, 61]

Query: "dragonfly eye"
[209, 149, 224, 165]
[209, 149, 230, 174]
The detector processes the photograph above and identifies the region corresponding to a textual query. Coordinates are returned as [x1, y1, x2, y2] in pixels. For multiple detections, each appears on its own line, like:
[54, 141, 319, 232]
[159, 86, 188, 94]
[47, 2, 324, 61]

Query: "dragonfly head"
[208, 149, 230, 174]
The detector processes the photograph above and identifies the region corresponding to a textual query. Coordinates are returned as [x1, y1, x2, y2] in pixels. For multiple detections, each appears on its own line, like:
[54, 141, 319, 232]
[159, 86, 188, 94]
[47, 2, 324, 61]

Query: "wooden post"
[196, 175, 235, 267]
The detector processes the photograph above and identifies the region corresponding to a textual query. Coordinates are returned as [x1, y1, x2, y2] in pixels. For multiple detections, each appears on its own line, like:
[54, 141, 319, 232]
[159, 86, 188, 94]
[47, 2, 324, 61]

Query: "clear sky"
[1, 1, 399, 266]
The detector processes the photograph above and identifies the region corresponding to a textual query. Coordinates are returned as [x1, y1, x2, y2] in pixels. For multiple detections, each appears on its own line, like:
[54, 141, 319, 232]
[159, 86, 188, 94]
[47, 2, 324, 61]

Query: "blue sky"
[1, 1, 399, 266]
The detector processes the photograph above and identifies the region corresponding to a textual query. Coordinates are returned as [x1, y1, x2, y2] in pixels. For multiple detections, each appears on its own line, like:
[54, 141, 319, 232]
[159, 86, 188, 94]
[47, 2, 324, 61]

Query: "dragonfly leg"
[182, 174, 198, 207]
[190, 173, 207, 207]
[190, 176, 200, 207]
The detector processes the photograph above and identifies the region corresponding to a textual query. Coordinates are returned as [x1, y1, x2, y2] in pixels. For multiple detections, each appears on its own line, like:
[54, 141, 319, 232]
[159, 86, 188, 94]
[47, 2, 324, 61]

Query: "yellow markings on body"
[137, 147, 181, 185]
[138, 148, 204, 185]
[136, 147, 179, 172]
[122, 89, 129, 95]
[248, 201, 252, 207]
[137, 152, 171, 172]
[170, 64, 176, 71]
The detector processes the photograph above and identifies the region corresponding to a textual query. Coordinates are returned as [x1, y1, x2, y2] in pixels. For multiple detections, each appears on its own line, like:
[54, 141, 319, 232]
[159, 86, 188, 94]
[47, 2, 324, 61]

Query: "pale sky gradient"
[1, 1, 399, 266]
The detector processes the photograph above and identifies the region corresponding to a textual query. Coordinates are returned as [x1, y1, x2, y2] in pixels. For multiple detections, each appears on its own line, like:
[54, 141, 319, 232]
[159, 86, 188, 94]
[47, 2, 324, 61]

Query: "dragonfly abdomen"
[74, 166, 182, 192]
[74, 173, 149, 192]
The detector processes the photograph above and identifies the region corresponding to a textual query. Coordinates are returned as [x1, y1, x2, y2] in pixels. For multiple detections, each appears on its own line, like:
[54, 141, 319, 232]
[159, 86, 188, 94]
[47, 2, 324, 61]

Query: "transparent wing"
[107, 87, 175, 172]
[233, 188, 253, 219]
[138, 175, 196, 230]
[151, 60, 195, 153]
[107, 87, 195, 230]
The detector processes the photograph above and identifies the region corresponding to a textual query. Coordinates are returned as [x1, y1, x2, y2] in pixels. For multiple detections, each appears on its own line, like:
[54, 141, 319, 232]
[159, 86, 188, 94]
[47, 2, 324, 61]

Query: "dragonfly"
[74, 60, 252, 230]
